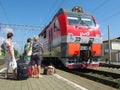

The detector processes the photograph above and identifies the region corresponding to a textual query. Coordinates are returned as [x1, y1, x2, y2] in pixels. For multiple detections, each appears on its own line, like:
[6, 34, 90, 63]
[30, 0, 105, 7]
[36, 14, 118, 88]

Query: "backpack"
[1, 42, 5, 50]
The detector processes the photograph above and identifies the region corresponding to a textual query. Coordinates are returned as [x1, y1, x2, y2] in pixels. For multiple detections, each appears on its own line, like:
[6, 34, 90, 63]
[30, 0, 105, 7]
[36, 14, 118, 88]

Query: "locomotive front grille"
[80, 44, 90, 50]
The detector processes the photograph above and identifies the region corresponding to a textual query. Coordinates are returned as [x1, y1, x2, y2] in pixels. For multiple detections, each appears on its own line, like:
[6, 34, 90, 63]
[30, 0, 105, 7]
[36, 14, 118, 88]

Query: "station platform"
[0, 64, 117, 90]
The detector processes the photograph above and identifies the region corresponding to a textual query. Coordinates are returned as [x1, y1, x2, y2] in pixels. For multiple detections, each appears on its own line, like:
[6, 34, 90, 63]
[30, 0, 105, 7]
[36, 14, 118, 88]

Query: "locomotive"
[39, 6, 102, 69]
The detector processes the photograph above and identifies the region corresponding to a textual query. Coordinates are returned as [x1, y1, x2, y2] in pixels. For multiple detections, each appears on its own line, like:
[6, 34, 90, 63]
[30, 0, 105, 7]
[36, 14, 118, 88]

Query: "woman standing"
[31, 35, 44, 78]
[23, 38, 32, 63]
[4, 32, 17, 79]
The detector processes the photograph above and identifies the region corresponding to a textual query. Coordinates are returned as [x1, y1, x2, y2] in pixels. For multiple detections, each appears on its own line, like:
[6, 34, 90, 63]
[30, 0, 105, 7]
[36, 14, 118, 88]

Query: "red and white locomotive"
[39, 6, 102, 69]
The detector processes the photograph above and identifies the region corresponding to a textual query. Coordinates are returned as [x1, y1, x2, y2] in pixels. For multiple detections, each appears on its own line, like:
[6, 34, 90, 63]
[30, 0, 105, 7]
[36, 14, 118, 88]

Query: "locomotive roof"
[56, 8, 92, 16]
[39, 8, 92, 36]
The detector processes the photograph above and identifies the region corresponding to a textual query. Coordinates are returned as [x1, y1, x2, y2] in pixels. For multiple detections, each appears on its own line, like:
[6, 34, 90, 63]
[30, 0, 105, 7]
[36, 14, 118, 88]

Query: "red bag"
[28, 67, 32, 77]
[28, 66, 39, 77]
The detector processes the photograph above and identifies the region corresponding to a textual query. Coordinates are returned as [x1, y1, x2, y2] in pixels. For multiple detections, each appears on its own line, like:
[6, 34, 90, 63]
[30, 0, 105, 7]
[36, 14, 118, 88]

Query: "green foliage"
[43, 46, 61, 57]
[0, 48, 19, 57]
[14, 49, 18, 57]
[43, 51, 52, 57]
[1, 49, 5, 56]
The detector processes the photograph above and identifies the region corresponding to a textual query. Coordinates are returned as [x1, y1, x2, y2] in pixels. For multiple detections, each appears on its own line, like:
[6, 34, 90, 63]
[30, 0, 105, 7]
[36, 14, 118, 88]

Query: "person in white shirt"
[4, 32, 17, 79]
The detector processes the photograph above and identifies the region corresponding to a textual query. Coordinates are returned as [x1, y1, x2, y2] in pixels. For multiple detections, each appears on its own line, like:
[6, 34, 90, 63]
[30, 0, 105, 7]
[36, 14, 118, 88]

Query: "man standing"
[4, 32, 17, 79]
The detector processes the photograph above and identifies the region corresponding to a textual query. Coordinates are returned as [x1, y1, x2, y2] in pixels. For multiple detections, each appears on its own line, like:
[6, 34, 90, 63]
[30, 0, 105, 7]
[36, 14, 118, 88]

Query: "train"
[39, 6, 102, 69]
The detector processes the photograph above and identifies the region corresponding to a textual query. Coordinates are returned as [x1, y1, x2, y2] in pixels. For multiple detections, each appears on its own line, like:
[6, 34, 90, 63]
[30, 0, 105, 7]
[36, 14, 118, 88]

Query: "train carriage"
[39, 6, 102, 69]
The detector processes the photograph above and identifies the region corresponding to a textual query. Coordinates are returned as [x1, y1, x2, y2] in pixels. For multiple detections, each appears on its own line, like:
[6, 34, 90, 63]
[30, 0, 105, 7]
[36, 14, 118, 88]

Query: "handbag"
[27, 47, 32, 56]
[9, 60, 17, 70]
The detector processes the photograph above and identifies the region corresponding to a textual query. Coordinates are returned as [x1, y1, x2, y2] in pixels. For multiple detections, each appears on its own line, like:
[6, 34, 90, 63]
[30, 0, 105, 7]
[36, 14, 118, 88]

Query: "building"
[102, 37, 120, 62]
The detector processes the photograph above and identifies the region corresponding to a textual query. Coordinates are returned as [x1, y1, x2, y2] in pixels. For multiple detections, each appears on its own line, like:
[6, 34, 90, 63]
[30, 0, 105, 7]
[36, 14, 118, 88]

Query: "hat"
[34, 35, 39, 41]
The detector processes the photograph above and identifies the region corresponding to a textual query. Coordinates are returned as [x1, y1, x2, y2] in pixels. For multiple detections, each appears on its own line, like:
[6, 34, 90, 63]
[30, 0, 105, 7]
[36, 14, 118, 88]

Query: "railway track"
[0, 59, 5, 65]
[56, 66, 120, 89]
[42, 57, 120, 89]
[0, 58, 19, 66]
[1, 57, 119, 88]
[100, 63, 120, 69]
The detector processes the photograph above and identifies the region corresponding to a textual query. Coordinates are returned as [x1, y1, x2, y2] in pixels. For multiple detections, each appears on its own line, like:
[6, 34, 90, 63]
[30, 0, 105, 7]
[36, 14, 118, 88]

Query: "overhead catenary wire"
[41, 0, 65, 27]
[91, 0, 120, 23]
[0, 23, 43, 30]
[102, 10, 120, 23]
[91, 0, 110, 13]
[40, 0, 58, 26]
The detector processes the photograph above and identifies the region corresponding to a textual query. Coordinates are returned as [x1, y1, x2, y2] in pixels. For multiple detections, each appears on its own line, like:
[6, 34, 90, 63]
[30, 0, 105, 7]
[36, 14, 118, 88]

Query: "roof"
[103, 36, 120, 42]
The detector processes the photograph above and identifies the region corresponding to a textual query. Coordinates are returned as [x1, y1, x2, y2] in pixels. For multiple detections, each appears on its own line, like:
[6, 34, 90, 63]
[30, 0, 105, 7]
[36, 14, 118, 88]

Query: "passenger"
[4, 32, 17, 79]
[23, 38, 32, 63]
[31, 35, 44, 78]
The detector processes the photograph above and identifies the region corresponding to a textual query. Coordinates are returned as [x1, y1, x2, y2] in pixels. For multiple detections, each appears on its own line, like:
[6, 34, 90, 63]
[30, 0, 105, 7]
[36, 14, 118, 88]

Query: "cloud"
[3, 26, 14, 34]
[0, 25, 14, 34]
[0, 25, 14, 44]
[0, 37, 5, 45]
[13, 42, 23, 54]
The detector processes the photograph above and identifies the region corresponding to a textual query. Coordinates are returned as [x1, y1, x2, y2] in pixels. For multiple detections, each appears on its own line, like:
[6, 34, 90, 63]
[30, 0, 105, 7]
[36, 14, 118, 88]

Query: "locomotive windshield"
[67, 13, 96, 27]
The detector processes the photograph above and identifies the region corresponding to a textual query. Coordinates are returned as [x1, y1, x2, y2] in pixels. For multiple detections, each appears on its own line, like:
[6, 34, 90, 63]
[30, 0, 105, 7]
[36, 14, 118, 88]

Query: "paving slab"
[0, 69, 87, 90]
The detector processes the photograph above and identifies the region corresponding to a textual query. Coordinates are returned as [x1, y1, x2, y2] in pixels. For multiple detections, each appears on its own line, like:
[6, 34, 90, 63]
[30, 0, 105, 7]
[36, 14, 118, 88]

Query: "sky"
[0, 0, 120, 53]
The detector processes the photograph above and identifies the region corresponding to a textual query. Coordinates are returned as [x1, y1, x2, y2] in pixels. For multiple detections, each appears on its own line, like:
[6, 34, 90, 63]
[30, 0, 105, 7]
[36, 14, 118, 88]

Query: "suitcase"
[17, 63, 29, 80]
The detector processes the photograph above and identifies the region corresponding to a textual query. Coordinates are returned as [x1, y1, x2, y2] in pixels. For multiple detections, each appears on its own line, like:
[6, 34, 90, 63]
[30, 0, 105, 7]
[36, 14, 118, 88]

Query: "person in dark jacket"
[31, 35, 44, 78]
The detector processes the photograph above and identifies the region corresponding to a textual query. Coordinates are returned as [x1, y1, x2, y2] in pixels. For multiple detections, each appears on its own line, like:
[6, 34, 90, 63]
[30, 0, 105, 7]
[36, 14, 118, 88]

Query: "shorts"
[31, 54, 42, 66]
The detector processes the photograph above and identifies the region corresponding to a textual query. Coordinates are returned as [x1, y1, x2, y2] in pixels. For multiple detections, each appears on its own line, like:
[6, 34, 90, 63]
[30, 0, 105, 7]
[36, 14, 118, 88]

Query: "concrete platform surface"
[0, 63, 118, 90]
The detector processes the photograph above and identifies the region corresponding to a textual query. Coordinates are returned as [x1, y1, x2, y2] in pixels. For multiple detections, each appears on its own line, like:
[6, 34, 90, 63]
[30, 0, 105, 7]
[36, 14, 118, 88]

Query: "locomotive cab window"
[80, 16, 95, 27]
[43, 31, 46, 38]
[54, 18, 60, 31]
[67, 13, 96, 27]
[67, 16, 79, 25]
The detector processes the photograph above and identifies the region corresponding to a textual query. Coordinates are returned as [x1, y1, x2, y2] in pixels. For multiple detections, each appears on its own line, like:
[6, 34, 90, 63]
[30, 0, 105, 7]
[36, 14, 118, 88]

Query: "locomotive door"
[49, 29, 53, 52]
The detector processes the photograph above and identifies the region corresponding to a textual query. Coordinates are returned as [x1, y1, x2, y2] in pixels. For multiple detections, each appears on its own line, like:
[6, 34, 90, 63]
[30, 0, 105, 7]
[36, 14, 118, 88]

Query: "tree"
[0, 48, 19, 58]
[1, 49, 5, 56]
[14, 49, 19, 58]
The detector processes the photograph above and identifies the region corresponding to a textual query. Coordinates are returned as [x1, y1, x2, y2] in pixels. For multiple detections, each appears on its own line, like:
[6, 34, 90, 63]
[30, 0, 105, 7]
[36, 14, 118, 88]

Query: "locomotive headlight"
[96, 34, 100, 38]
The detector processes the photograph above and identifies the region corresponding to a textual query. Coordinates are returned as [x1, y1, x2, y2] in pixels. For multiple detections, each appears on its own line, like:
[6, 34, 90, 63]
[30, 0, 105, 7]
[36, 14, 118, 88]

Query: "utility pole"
[108, 25, 111, 64]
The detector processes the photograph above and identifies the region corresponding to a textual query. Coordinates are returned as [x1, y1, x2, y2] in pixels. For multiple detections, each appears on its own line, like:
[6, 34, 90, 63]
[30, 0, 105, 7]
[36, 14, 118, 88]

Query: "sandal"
[12, 75, 17, 80]
[32, 75, 35, 78]
[12, 77, 17, 80]
[38, 75, 42, 78]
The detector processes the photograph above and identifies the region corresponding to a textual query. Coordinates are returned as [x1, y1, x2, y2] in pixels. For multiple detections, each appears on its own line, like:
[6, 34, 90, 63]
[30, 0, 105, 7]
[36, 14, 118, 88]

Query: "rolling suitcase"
[17, 62, 29, 80]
